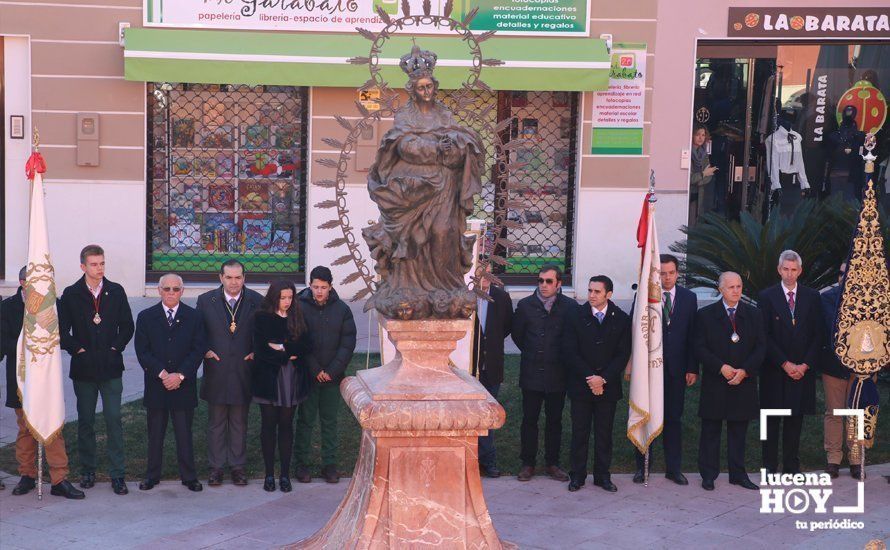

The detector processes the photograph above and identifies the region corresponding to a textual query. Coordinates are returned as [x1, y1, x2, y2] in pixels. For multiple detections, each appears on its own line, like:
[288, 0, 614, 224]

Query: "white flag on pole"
[16, 152, 66, 444]
[627, 195, 664, 454]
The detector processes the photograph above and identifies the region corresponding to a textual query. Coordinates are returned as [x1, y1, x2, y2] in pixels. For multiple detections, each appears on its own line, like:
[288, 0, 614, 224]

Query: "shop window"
[689, 43, 890, 227]
[441, 90, 579, 284]
[146, 83, 308, 280]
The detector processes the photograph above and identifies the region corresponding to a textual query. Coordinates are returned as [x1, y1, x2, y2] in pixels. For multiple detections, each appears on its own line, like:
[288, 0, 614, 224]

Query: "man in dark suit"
[757, 250, 823, 475]
[135, 274, 206, 492]
[695, 271, 765, 491]
[563, 275, 631, 493]
[196, 259, 263, 486]
[819, 263, 859, 479]
[59, 244, 134, 495]
[3, 267, 84, 499]
[513, 264, 575, 482]
[634, 254, 698, 485]
[470, 266, 513, 478]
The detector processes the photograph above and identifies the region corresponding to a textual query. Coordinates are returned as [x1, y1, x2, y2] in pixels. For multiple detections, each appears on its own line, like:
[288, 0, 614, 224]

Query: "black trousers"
[762, 414, 804, 472]
[519, 389, 565, 467]
[636, 371, 686, 473]
[569, 398, 617, 482]
[698, 418, 749, 482]
[146, 407, 197, 482]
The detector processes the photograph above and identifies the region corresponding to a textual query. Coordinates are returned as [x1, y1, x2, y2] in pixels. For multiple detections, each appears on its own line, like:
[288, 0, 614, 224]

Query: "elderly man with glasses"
[512, 264, 577, 482]
[134, 274, 206, 492]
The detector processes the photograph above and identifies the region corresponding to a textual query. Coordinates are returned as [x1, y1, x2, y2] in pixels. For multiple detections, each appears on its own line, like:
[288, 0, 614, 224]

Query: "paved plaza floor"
[0, 464, 887, 549]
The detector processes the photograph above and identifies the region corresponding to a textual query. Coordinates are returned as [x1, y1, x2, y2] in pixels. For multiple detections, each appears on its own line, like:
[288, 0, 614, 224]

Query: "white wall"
[3, 36, 30, 281]
[43, 179, 146, 293]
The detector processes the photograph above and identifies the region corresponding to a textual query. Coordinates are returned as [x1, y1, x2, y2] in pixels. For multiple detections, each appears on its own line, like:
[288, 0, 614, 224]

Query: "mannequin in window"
[689, 125, 718, 224]
[826, 105, 866, 200]
[765, 109, 810, 215]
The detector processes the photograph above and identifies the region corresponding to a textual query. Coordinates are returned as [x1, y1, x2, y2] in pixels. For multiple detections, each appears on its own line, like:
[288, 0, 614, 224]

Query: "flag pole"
[30, 126, 46, 501]
[643, 170, 657, 488]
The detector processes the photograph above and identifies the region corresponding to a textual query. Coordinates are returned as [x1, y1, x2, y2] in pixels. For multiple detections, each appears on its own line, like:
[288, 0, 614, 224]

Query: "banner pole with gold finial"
[32, 125, 47, 501]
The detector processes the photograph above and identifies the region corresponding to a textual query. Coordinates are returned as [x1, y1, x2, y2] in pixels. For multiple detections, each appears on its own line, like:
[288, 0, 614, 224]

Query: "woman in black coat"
[252, 280, 310, 492]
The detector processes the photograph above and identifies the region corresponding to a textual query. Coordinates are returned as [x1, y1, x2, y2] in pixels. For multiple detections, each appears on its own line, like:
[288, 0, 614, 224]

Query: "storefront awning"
[123, 28, 610, 92]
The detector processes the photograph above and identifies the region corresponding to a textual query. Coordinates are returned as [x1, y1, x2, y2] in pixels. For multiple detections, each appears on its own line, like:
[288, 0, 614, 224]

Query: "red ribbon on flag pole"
[636, 193, 653, 249]
[25, 152, 47, 180]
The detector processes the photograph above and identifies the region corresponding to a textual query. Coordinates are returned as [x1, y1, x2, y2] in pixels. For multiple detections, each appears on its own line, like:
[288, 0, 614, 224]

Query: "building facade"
[2, 0, 888, 298]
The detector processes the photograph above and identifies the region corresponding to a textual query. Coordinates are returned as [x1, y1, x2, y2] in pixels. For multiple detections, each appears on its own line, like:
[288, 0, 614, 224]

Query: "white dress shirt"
[765, 126, 811, 190]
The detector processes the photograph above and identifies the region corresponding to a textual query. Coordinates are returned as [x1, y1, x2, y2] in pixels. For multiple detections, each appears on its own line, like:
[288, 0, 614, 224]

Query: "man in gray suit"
[196, 259, 263, 486]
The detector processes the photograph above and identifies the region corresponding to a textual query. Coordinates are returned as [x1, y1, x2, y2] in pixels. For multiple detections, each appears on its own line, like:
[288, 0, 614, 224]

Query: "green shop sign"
[591, 44, 647, 155]
[144, 0, 590, 36]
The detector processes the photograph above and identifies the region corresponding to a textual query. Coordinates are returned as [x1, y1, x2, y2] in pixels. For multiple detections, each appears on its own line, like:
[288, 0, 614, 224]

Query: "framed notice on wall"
[10, 115, 25, 139]
[590, 43, 647, 156]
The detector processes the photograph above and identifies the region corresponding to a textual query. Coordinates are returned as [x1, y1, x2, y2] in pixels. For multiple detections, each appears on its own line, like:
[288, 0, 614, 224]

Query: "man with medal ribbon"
[757, 250, 823, 475]
[693, 271, 765, 491]
[196, 259, 263, 487]
[59, 244, 134, 495]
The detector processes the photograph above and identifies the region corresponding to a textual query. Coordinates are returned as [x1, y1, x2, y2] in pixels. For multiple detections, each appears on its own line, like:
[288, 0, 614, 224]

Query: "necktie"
[727, 307, 736, 324]
[787, 291, 795, 313]
[228, 298, 237, 310]
[167, 308, 174, 326]
[595, 311, 605, 324]
[663, 291, 672, 322]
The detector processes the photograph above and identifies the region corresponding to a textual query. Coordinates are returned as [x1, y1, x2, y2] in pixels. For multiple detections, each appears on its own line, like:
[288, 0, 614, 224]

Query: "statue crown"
[400, 45, 437, 79]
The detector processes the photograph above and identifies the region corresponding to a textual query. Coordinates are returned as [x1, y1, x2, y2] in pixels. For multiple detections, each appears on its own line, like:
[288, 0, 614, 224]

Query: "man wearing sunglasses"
[512, 264, 576, 482]
[134, 274, 206, 492]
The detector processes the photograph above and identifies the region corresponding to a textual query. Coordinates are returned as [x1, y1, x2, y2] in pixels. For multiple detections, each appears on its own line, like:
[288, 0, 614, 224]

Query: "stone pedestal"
[289, 318, 512, 549]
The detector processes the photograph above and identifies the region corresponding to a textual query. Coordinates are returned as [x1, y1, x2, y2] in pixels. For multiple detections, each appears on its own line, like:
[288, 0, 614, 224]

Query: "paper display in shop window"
[239, 181, 271, 210]
[243, 218, 273, 250]
[198, 125, 236, 149]
[240, 151, 278, 178]
[172, 118, 196, 148]
[273, 124, 300, 149]
[242, 124, 271, 149]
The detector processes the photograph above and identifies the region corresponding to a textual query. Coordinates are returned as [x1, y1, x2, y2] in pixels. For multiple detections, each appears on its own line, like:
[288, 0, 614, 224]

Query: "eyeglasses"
[537, 278, 556, 285]
[161, 286, 182, 292]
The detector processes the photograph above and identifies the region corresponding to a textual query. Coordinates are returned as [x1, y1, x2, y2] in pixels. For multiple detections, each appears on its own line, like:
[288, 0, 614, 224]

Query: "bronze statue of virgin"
[362, 45, 483, 320]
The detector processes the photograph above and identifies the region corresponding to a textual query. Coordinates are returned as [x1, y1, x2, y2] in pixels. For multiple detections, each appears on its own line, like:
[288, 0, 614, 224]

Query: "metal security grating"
[146, 83, 308, 281]
[443, 89, 578, 284]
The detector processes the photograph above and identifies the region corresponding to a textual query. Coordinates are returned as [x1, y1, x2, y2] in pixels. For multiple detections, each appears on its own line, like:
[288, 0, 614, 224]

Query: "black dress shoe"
[632, 470, 645, 484]
[825, 464, 840, 479]
[701, 479, 715, 491]
[208, 469, 224, 486]
[80, 472, 95, 489]
[730, 478, 758, 490]
[295, 465, 311, 484]
[263, 476, 276, 492]
[593, 478, 617, 492]
[480, 466, 501, 479]
[139, 478, 159, 491]
[51, 480, 85, 500]
[111, 478, 129, 495]
[850, 465, 863, 480]
[0, 478, 5, 490]
[182, 480, 203, 492]
[666, 472, 689, 485]
[568, 479, 584, 492]
[12, 476, 36, 496]
[279, 477, 292, 493]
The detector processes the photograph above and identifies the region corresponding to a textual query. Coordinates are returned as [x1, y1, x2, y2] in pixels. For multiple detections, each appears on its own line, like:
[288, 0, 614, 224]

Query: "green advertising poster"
[591, 44, 647, 155]
[468, 0, 589, 34]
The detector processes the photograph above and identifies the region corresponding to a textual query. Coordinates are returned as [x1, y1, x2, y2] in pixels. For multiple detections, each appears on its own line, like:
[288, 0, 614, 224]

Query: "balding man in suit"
[695, 272, 765, 491]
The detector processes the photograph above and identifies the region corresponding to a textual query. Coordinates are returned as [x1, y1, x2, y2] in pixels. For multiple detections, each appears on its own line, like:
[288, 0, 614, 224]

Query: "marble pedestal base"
[289, 318, 511, 549]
